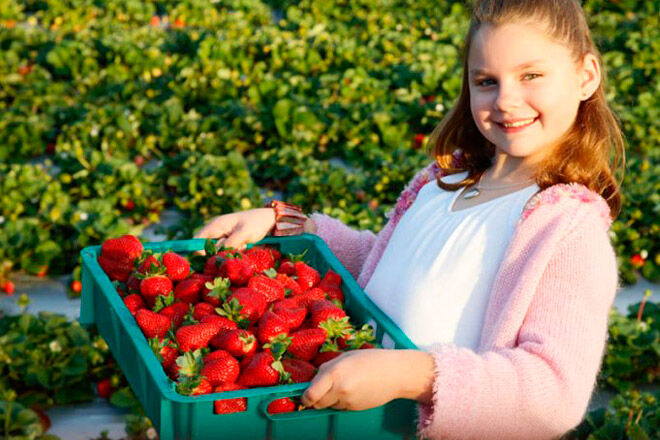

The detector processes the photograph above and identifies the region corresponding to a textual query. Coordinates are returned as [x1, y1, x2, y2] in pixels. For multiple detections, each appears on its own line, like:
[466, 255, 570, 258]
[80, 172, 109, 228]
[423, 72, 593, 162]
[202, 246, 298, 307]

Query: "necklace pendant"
[463, 188, 480, 199]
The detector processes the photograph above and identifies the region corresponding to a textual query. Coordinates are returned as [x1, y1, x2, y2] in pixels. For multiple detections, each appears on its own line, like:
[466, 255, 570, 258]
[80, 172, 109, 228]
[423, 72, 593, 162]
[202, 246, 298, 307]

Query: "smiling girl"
[195, 0, 625, 438]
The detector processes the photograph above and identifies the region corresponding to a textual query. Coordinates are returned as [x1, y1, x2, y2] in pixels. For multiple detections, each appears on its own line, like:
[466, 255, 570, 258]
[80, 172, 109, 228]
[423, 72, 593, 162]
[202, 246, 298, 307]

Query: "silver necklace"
[462, 177, 536, 200]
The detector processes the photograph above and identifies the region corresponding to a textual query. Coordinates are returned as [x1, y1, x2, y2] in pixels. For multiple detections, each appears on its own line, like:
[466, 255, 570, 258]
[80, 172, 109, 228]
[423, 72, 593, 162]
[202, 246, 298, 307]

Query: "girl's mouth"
[496, 116, 539, 132]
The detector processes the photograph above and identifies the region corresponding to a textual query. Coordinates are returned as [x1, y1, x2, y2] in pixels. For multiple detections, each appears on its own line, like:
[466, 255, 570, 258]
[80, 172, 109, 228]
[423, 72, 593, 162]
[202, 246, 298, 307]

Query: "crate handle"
[261, 389, 342, 421]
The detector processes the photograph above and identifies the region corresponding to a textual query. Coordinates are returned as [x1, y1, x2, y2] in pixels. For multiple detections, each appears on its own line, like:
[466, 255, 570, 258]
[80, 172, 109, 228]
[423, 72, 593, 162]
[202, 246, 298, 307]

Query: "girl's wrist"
[303, 216, 317, 234]
[394, 349, 436, 404]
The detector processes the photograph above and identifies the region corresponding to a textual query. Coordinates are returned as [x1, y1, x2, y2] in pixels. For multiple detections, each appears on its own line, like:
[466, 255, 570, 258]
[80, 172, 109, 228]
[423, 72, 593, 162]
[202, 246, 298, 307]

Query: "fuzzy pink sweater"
[309, 162, 619, 440]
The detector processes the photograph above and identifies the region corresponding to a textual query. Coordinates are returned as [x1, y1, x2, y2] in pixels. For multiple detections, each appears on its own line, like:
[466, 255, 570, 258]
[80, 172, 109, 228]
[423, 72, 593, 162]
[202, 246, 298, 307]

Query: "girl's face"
[468, 21, 596, 165]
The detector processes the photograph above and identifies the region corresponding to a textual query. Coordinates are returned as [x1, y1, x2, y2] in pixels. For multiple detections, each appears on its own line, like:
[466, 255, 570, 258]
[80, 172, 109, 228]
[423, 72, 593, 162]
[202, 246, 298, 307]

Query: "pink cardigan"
[309, 162, 619, 440]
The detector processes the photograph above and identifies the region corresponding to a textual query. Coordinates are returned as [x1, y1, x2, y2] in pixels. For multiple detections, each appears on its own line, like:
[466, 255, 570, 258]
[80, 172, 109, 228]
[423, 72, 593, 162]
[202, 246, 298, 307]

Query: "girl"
[195, 0, 625, 438]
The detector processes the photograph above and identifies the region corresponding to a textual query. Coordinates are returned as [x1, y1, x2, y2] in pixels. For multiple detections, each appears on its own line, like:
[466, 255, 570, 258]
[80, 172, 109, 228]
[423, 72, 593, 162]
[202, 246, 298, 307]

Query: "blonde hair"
[428, 0, 626, 218]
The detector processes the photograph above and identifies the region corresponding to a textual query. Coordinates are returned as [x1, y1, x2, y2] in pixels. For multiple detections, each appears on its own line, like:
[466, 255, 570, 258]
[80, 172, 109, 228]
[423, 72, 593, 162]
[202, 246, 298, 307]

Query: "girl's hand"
[301, 349, 435, 411]
[193, 208, 276, 251]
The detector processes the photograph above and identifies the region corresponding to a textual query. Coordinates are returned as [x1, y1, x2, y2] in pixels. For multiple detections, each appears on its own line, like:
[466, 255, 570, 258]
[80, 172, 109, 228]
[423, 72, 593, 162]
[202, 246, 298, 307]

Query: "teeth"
[502, 118, 536, 128]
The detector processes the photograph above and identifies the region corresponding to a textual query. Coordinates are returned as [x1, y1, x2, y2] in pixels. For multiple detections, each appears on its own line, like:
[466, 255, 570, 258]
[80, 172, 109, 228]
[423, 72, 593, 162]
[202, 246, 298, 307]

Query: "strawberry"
[321, 269, 342, 287]
[313, 350, 343, 367]
[244, 246, 275, 272]
[267, 397, 296, 414]
[139, 275, 173, 308]
[211, 329, 257, 357]
[237, 350, 286, 388]
[96, 378, 114, 399]
[293, 261, 320, 290]
[265, 246, 281, 261]
[193, 302, 216, 321]
[276, 273, 303, 296]
[201, 352, 240, 386]
[159, 302, 189, 328]
[203, 255, 223, 277]
[282, 358, 317, 383]
[123, 293, 145, 315]
[309, 300, 347, 328]
[71, 280, 82, 294]
[277, 259, 295, 275]
[219, 288, 267, 326]
[202, 277, 231, 307]
[126, 273, 141, 294]
[257, 310, 289, 344]
[173, 277, 203, 304]
[137, 254, 161, 274]
[135, 309, 172, 339]
[162, 251, 191, 281]
[288, 328, 328, 361]
[149, 337, 178, 370]
[200, 315, 239, 332]
[176, 323, 223, 352]
[218, 256, 254, 286]
[191, 378, 213, 395]
[271, 299, 307, 330]
[98, 235, 143, 282]
[319, 282, 344, 303]
[291, 288, 326, 310]
[213, 383, 248, 414]
[248, 274, 285, 303]
[2, 280, 15, 295]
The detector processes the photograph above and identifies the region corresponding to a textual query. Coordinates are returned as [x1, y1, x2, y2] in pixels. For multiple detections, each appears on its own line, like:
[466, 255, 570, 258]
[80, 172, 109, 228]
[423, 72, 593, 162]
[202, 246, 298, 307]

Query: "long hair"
[428, 0, 625, 218]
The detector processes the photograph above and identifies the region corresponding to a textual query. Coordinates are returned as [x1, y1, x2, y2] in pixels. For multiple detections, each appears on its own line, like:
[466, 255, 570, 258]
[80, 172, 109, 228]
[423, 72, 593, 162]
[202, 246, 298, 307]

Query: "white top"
[364, 171, 540, 351]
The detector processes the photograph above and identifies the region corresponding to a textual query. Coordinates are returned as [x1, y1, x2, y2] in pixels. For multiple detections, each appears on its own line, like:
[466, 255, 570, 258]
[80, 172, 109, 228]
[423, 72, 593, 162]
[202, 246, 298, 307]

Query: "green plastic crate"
[80, 234, 419, 440]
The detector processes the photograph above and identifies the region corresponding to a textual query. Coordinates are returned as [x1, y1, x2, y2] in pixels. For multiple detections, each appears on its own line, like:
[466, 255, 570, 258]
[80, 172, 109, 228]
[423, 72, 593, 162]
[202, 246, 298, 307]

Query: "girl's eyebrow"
[469, 59, 546, 76]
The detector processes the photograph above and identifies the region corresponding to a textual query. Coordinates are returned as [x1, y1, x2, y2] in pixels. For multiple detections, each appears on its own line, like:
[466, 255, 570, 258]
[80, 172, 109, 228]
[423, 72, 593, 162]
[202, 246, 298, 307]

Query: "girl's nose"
[493, 83, 522, 113]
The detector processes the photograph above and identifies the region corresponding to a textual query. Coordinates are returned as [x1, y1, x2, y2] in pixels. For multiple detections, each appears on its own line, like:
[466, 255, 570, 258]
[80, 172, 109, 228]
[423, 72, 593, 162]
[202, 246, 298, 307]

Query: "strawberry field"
[1, 0, 660, 438]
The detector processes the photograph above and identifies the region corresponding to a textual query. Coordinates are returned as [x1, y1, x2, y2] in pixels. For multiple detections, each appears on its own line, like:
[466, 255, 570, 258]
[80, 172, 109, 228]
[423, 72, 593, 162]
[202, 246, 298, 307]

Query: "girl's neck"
[481, 153, 538, 185]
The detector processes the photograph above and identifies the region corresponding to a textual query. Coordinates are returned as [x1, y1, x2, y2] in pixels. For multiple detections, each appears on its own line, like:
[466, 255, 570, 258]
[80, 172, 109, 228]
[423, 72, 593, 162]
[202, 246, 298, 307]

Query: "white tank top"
[364, 172, 540, 351]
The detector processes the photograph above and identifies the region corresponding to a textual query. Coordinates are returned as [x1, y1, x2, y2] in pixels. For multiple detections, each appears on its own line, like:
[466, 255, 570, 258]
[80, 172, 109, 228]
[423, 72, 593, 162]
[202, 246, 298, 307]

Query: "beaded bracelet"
[265, 200, 308, 236]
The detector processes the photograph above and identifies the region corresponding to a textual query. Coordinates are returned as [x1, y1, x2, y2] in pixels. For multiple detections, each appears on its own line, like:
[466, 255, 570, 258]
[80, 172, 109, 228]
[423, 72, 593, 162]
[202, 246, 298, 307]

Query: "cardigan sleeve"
[308, 213, 378, 280]
[416, 205, 619, 440]
[308, 162, 437, 281]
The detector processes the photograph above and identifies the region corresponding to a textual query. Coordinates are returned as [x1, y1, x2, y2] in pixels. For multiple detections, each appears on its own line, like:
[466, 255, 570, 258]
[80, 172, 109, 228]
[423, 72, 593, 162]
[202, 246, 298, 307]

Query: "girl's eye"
[523, 73, 541, 81]
[476, 78, 495, 87]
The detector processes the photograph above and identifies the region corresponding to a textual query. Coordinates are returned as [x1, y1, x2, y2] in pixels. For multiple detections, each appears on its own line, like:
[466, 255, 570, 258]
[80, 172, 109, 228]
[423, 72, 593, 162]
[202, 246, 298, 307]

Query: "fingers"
[301, 371, 334, 409]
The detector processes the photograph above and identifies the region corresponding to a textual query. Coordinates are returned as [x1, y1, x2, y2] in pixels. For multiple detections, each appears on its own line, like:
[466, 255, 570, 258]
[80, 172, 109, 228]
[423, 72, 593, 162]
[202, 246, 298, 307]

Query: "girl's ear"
[579, 53, 601, 101]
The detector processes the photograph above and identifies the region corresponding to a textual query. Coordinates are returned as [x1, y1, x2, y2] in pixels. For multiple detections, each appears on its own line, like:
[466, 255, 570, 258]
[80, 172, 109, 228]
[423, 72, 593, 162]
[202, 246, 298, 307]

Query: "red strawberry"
[313, 350, 343, 367]
[276, 273, 303, 296]
[220, 288, 267, 325]
[277, 259, 295, 275]
[97, 256, 134, 283]
[123, 293, 145, 315]
[159, 302, 189, 328]
[248, 274, 285, 303]
[193, 302, 216, 321]
[173, 277, 203, 304]
[140, 275, 173, 308]
[321, 269, 342, 287]
[176, 323, 223, 352]
[201, 351, 240, 386]
[71, 280, 82, 294]
[3, 280, 15, 295]
[98, 235, 143, 282]
[257, 310, 289, 344]
[149, 337, 178, 370]
[267, 398, 296, 414]
[319, 282, 344, 303]
[237, 351, 285, 387]
[309, 300, 346, 328]
[96, 378, 114, 399]
[218, 256, 254, 286]
[137, 254, 161, 274]
[265, 246, 281, 261]
[282, 358, 317, 383]
[162, 251, 191, 281]
[203, 255, 223, 277]
[293, 261, 320, 290]
[244, 246, 275, 272]
[126, 273, 141, 294]
[202, 277, 231, 307]
[191, 377, 213, 395]
[213, 383, 248, 414]
[211, 329, 257, 357]
[136, 309, 172, 339]
[292, 288, 326, 310]
[288, 328, 328, 361]
[271, 299, 307, 330]
[200, 315, 239, 332]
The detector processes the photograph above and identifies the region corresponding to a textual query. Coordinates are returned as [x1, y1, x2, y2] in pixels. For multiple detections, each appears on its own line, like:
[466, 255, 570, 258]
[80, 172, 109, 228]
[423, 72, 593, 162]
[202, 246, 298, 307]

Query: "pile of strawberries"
[96, 235, 376, 415]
